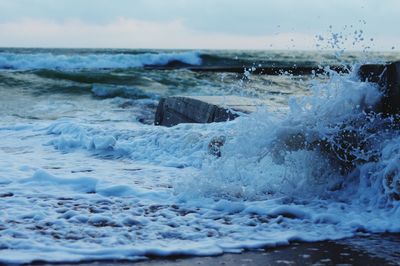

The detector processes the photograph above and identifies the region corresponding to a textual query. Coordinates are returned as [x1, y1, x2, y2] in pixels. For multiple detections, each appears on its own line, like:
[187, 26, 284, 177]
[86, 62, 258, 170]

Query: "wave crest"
[0, 51, 202, 70]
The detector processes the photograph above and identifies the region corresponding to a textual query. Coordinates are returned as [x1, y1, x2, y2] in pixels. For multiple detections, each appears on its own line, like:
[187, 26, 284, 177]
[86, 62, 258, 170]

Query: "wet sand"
[28, 234, 400, 266]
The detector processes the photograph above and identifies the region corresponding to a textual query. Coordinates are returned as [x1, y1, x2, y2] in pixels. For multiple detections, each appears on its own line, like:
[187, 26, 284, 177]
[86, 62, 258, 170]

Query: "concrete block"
[154, 96, 265, 127]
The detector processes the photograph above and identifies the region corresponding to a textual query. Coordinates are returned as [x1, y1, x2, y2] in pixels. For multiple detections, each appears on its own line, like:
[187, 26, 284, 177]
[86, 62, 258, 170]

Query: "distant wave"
[0, 51, 202, 70]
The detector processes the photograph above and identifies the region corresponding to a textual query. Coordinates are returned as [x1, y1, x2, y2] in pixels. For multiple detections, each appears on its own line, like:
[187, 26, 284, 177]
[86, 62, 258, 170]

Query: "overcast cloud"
[0, 0, 399, 50]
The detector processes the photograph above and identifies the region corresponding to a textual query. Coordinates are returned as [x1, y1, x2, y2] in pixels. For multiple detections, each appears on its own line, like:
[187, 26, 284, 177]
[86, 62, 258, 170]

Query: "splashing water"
[178, 65, 400, 221]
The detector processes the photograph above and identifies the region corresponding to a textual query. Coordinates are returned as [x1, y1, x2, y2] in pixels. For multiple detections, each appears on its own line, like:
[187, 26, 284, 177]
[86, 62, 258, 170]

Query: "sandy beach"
[28, 234, 400, 266]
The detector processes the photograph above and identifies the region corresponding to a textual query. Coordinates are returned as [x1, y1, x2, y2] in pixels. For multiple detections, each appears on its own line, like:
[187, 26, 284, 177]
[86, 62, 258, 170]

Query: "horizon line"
[0, 46, 398, 53]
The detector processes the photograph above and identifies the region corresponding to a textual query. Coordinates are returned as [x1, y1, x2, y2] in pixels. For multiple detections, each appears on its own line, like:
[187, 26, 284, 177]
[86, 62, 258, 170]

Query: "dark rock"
[358, 61, 400, 115]
[0, 192, 13, 198]
[208, 136, 226, 157]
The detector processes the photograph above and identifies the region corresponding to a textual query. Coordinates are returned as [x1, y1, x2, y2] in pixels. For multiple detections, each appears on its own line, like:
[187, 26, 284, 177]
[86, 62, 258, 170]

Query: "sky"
[0, 0, 399, 50]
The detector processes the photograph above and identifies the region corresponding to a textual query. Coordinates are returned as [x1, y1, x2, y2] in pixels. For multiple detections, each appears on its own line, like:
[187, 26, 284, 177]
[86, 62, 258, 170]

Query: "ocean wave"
[91, 84, 156, 99]
[1, 51, 400, 263]
[0, 51, 202, 70]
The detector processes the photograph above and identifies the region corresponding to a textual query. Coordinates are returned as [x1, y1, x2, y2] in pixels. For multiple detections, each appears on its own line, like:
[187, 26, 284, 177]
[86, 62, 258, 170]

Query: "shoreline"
[23, 234, 400, 266]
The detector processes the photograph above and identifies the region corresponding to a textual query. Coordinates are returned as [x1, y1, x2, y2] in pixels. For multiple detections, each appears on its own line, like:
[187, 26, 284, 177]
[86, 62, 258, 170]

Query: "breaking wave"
[177, 66, 400, 230]
[0, 51, 202, 70]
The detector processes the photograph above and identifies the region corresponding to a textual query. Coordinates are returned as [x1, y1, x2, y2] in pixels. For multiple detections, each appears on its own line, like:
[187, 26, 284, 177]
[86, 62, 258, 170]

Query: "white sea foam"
[0, 65, 399, 264]
[0, 51, 202, 70]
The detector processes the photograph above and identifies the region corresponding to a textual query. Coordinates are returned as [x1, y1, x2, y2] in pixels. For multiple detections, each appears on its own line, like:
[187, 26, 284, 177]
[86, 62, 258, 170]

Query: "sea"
[0, 48, 399, 264]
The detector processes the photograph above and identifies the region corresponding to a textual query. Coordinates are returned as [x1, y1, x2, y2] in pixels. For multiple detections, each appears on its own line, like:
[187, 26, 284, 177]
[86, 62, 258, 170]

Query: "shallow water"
[0, 48, 399, 264]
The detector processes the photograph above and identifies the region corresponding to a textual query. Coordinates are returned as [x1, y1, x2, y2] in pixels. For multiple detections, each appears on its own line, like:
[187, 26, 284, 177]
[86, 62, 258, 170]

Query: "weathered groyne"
[155, 62, 400, 127]
[146, 65, 350, 75]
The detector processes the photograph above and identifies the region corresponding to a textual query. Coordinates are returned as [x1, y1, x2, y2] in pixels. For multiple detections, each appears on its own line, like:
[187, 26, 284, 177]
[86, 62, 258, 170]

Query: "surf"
[0, 48, 399, 264]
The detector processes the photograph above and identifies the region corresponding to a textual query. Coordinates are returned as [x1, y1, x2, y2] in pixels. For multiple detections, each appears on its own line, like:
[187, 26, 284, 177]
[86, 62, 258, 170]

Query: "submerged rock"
[208, 136, 226, 157]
